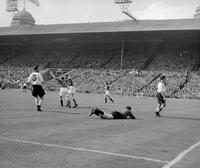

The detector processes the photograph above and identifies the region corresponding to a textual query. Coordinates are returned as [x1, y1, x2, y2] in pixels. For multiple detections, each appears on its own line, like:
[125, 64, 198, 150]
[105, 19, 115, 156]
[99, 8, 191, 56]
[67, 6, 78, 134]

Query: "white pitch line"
[163, 140, 200, 168]
[0, 137, 169, 163]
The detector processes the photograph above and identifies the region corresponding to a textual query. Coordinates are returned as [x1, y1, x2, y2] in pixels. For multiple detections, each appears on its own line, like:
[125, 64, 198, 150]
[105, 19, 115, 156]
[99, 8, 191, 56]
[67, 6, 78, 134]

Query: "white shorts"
[105, 90, 110, 96]
[69, 86, 75, 94]
[59, 87, 69, 97]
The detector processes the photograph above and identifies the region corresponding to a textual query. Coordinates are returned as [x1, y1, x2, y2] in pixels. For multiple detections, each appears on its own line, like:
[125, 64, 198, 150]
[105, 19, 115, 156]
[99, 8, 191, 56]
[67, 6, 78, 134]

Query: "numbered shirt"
[28, 72, 44, 85]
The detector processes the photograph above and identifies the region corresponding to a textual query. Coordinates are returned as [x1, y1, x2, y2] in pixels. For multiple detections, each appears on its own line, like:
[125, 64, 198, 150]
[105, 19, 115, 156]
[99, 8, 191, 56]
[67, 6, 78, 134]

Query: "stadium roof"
[0, 18, 200, 36]
[0, 19, 199, 45]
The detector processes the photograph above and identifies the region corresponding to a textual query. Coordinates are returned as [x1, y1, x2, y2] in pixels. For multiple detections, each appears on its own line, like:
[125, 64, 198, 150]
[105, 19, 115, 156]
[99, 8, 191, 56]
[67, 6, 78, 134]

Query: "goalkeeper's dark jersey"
[67, 78, 73, 86]
[56, 78, 68, 87]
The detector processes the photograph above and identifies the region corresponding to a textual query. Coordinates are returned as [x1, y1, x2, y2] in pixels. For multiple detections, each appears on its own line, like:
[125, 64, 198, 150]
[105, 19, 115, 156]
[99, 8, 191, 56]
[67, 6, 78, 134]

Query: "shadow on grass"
[90, 117, 142, 120]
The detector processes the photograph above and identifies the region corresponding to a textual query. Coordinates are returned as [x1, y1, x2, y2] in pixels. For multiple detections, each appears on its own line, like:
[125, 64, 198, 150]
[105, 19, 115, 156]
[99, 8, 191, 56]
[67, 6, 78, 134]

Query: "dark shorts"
[156, 92, 165, 104]
[32, 85, 45, 98]
[93, 108, 104, 116]
[111, 111, 125, 119]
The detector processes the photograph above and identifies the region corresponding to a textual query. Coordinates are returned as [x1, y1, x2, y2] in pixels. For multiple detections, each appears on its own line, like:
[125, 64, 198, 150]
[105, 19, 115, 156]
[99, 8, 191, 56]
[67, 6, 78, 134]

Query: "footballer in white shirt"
[155, 75, 166, 117]
[27, 65, 45, 111]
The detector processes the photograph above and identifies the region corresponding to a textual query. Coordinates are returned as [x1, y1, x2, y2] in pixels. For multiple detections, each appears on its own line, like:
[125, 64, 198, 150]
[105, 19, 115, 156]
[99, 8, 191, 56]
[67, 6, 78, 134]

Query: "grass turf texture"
[0, 89, 200, 168]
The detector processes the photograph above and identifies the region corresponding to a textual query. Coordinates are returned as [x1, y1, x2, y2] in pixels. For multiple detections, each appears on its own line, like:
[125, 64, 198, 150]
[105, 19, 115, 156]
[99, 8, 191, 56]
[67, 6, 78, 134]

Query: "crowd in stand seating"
[0, 41, 200, 99]
[148, 43, 199, 71]
[45, 69, 190, 99]
[0, 65, 31, 88]
[175, 72, 200, 99]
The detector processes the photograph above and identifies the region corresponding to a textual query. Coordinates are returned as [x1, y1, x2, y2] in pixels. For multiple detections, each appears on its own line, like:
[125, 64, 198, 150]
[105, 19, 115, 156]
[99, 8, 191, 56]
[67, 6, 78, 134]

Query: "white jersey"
[157, 82, 166, 93]
[28, 72, 44, 85]
[23, 83, 27, 87]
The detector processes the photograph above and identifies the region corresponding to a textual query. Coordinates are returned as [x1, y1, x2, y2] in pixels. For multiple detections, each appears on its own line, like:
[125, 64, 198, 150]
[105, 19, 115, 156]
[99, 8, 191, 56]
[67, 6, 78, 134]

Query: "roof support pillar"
[120, 40, 124, 70]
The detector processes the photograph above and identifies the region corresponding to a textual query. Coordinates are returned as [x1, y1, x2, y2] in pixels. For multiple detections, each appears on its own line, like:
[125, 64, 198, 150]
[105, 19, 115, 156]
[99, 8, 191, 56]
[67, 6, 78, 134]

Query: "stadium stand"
[0, 40, 199, 97]
[0, 19, 200, 98]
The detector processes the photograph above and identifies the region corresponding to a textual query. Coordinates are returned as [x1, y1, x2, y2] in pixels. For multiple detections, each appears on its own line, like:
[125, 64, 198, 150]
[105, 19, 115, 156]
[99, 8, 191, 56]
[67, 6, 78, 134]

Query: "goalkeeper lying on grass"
[89, 106, 136, 119]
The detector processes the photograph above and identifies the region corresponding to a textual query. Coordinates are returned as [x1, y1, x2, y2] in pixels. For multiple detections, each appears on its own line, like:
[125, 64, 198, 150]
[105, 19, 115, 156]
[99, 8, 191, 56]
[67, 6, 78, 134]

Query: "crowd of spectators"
[44, 69, 191, 100]
[140, 71, 186, 97]
[175, 72, 200, 99]
[148, 43, 199, 71]
[0, 41, 200, 99]
[0, 65, 31, 88]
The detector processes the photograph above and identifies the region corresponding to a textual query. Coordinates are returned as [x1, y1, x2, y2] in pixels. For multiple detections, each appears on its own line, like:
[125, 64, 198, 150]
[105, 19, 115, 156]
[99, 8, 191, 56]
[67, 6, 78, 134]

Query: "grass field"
[0, 89, 200, 168]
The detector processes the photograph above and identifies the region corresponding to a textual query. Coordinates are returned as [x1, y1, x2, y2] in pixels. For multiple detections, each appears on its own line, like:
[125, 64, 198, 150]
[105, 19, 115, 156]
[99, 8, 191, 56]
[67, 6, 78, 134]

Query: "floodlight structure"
[115, 0, 137, 21]
[6, 0, 19, 16]
[115, 0, 137, 69]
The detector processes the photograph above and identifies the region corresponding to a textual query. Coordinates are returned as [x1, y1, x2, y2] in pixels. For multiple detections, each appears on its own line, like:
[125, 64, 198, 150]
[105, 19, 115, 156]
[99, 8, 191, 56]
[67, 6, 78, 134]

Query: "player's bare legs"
[35, 97, 39, 108]
[65, 95, 71, 108]
[35, 96, 43, 111]
[38, 96, 43, 111]
[70, 93, 78, 108]
[105, 95, 114, 103]
[156, 102, 166, 117]
[156, 103, 162, 117]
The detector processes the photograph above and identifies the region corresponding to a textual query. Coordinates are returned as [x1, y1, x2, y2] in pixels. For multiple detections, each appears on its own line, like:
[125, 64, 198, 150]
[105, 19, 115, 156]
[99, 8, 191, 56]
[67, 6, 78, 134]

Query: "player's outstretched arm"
[50, 71, 63, 85]
[50, 71, 56, 78]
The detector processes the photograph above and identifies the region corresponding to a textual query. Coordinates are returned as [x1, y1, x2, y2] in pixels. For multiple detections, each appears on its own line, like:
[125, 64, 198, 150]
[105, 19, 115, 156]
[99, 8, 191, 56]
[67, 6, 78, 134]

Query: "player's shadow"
[92, 117, 141, 120]
[163, 116, 200, 121]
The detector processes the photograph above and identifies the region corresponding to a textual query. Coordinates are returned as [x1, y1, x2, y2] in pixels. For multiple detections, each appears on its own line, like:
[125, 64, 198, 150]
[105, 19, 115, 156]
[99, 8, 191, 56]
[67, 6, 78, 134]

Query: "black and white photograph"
[0, 0, 200, 167]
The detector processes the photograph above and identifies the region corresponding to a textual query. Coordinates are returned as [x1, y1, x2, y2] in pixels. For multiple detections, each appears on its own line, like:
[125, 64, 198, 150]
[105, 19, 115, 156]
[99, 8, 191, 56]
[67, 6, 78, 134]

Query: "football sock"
[155, 111, 161, 117]
[37, 105, 42, 111]
[60, 99, 63, 106]
[67, 100, 71, 108]
[73, 99, 78, 108]
[110, 98, 114, 102]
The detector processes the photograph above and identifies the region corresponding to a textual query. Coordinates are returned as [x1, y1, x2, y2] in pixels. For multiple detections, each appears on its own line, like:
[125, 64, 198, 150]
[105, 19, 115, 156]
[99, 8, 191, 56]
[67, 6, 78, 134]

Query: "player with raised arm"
[66, 74, 78, 108]
[27, 65, 45, 111]
[20, 81, 27, 92]
[104, 81, 114, 103]
[155, 75, 166, 117]
[50, 71, 71, 107]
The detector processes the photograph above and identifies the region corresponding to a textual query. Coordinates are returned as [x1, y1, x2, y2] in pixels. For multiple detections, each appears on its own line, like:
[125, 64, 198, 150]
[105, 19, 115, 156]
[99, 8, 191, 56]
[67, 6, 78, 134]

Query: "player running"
[66, 74, 78, 108]
[50, 71, 71, 107]
[20, 81, 27, 92]
[27, 65, 45, 111]
[104, 81, 114, 103]
[89, 106, 135, 119]
[155, 75, 166, 117]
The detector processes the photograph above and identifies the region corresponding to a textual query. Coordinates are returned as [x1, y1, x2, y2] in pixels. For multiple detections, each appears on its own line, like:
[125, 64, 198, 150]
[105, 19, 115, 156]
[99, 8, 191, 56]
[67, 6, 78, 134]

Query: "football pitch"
[0, 89, 200, 168]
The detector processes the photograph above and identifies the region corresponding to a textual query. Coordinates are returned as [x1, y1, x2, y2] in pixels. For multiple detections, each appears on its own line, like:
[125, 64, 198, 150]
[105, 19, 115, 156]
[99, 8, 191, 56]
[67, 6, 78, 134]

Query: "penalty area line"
[162, 140, 200, 168]
[0, 137, 169, 163]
